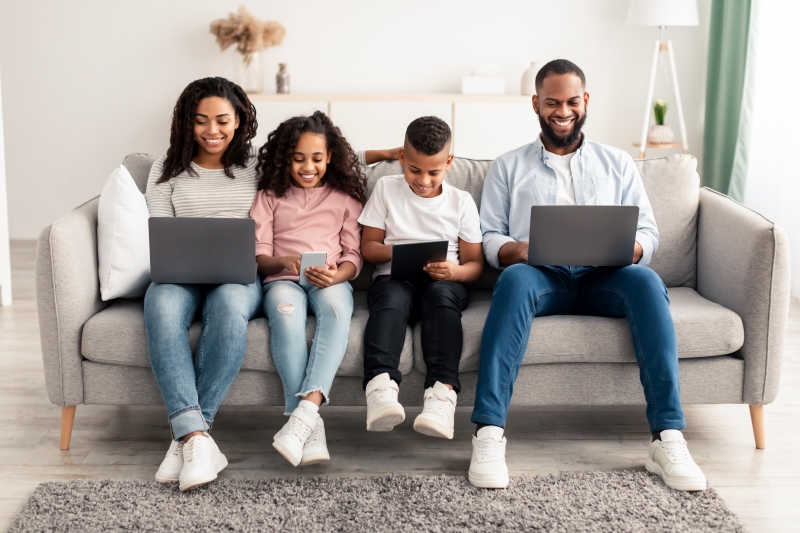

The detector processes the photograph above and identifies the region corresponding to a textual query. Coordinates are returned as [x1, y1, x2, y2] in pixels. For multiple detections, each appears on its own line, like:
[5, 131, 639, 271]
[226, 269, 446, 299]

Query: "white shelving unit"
[248, 93, 538, 160]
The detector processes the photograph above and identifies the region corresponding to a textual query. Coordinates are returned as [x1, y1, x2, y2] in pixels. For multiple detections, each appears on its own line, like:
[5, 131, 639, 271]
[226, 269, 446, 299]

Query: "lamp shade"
[626, 0, 699, 26]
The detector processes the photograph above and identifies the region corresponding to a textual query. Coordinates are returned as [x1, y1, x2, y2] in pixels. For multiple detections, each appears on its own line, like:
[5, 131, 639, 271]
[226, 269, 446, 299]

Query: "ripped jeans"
[263, 280, 354, 414]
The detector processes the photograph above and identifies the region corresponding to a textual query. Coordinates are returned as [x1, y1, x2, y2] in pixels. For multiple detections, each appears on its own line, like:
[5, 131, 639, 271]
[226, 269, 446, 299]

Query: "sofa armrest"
[36, 197, 110, 406]
[696, 188, 791, 405]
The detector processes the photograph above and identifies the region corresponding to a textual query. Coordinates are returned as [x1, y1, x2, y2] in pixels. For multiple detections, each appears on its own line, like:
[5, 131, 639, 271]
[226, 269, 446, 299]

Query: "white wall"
[0, 0, 711, 239]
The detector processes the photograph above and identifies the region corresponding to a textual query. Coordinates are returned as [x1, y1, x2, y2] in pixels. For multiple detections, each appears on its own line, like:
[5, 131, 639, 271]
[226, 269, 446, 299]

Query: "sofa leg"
[749, 405, 765, 450]
[60, 406, 76, 450]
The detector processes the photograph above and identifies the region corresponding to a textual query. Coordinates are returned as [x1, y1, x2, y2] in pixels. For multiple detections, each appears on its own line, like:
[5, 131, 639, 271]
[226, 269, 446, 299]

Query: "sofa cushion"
[413, 287, 744, 374]
[121, 153, 157, 194]
[81, 291, 414, 378]
[637, 155, 700, 288]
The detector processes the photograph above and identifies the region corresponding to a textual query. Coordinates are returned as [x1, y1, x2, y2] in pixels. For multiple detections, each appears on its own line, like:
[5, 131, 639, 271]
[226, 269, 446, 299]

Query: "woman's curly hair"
[256, 111, 366, 204]
[158, 77, 257, 183]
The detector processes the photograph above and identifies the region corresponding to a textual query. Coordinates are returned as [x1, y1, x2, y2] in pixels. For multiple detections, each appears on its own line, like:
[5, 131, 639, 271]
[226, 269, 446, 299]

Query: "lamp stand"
[636, 35, 690, 159]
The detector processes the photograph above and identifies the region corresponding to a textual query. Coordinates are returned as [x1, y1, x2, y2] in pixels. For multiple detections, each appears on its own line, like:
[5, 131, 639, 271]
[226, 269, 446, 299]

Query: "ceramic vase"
[276, 63, 290, 94]
[234, 51, 263, 93]
[647, 125, 675, 144]
[520, 61, 542, 96]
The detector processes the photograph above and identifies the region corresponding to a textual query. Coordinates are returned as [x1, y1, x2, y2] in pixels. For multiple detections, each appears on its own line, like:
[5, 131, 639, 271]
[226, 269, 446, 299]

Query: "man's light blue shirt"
[480, 135, 659, 269]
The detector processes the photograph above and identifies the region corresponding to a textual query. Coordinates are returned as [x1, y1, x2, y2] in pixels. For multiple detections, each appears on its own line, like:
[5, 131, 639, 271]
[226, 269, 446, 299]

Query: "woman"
[144, 77, 260, 492]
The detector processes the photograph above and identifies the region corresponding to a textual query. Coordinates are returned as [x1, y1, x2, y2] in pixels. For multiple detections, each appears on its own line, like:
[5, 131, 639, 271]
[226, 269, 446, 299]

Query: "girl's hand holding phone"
[424, 260, 460, 281]
[305, 260, 340, 289]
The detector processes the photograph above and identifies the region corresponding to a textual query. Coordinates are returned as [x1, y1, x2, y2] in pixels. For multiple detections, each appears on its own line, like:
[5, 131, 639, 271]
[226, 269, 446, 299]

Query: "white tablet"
[299, 252, 328, 286]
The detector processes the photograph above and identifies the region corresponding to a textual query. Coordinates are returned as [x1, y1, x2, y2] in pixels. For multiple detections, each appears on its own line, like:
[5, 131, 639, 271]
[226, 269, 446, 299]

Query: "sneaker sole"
[178, 453, 228, 492]
[413, 415, 454, 439]
[155, 469, 181, 483]
[300, 445, 330, 466]
[273, 438, 303, 467]
[645, 459, 707, 491]
[366, 404, 405, 432]
[468, 469, 509, 489]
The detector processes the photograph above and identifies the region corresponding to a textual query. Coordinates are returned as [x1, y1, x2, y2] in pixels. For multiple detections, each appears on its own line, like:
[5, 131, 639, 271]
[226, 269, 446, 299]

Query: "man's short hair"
[535, 59, 586, 90]
[405, 116, 452, 156]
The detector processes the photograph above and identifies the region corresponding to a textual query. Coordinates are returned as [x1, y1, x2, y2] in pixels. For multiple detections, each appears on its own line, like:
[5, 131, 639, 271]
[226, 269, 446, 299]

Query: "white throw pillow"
[97, 165, 151, 300]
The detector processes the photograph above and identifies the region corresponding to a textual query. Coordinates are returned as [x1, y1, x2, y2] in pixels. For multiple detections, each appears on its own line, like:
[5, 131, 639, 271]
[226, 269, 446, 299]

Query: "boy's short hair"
[535, 59, 586, 90]
[405, 116, 452, 156]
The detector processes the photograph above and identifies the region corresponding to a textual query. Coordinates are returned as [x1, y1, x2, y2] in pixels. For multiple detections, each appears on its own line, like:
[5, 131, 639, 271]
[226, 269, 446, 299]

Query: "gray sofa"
[36, 153, 790, 451]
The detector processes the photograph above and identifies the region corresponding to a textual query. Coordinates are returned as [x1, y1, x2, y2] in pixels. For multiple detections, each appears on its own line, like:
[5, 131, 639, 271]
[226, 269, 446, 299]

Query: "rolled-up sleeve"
[339, 196, 364, 279]
[622, 157, 659, 266]
[250, 191, 275, 257]
[480, 159, 516, 269]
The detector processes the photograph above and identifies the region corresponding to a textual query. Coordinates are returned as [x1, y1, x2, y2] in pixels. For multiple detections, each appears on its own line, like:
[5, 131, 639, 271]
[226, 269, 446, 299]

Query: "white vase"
[647, 124, 675, 144]
[520, 61, 542, 96]
[233, 51, 263, 93]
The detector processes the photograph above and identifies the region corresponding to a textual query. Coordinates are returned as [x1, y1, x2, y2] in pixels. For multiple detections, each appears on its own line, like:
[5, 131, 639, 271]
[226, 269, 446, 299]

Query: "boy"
[358, 116, 483, 438]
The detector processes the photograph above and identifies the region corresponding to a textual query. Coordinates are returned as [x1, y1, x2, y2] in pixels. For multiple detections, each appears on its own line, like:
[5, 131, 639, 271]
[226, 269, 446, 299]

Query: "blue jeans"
[471, 264, 685, 432]
[263, 280, 354, 414]
[144, 280, 262, 440]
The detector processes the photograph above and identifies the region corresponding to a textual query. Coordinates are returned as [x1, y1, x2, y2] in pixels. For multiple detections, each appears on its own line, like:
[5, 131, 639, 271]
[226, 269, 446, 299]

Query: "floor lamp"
[627, 0, 699, 158]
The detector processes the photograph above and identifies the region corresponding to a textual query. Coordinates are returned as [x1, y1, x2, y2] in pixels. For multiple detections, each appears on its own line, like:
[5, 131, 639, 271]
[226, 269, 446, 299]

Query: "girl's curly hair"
[256, 111, 367, 204]
[158, 77, 257, 183]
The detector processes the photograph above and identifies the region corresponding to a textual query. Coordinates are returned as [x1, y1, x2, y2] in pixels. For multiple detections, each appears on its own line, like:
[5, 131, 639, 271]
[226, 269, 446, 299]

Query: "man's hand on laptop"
[633, 242, 643, 264]
[499, 241, 529, 267]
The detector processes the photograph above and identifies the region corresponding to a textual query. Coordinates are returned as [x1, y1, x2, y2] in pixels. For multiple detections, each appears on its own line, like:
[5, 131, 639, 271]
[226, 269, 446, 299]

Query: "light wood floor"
[1, 240, 798, 532]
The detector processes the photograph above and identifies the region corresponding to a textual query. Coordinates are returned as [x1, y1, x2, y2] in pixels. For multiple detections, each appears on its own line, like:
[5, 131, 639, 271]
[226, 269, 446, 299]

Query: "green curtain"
[702, 0, 752, 198]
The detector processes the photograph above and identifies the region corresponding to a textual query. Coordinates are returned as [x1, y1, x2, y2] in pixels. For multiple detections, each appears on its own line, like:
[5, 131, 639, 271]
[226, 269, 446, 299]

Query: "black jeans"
[363, 275, 470, 392]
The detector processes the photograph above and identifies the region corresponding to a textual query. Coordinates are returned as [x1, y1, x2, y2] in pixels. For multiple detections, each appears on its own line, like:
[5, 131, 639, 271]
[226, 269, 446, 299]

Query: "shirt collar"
[534, 133, 586, 163]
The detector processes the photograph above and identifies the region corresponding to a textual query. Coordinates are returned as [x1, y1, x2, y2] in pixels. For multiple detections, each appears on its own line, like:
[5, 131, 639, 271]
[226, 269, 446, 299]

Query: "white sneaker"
[645, 429, 707, 491]
[468, 426, 509, 489]
[273, 405, 319, 467]
[365, 373, 405, 432]
[300, 417, 330, 466]
[154, 439, 183, 483]
[413, 382, 457, 439]
[178, 433, 228, 492]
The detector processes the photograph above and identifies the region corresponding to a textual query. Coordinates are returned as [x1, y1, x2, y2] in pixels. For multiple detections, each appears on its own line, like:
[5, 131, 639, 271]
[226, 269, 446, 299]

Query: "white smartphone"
[299, 252, 328, 286]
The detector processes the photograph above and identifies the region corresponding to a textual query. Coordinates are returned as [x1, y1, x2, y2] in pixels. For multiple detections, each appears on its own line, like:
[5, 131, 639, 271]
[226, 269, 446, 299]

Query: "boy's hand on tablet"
[306, 260, 339, 289]
[282, 256, 302, 275]
[424, 260, 460, 281]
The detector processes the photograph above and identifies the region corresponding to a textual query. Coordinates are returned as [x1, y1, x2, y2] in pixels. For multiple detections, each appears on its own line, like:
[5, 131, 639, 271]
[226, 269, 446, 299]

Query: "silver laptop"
[527, 206, 639, 266]
[149, 218, 257, 285]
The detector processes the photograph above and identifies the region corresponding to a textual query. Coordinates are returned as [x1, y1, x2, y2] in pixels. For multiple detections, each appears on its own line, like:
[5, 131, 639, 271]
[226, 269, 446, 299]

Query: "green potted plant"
[647, 98, 675, 144]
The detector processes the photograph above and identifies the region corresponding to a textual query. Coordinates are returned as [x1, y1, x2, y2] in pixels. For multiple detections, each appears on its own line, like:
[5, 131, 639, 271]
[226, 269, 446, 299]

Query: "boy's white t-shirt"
[358, 175, 482, 277]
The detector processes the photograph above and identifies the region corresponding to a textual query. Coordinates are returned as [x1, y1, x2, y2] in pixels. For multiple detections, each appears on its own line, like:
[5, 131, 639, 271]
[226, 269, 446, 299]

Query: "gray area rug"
[9, 472, 745, 532]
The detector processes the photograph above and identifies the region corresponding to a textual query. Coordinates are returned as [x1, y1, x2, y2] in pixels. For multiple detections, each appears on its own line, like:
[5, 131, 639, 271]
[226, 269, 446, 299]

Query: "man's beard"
[539, 111, 587, 148]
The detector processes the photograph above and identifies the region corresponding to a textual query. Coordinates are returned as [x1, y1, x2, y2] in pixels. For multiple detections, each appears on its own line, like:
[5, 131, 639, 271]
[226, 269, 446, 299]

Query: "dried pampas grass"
[210, 6, 286, 65]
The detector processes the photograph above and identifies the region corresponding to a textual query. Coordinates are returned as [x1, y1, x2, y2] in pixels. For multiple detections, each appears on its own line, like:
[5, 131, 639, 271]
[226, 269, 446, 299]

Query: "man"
[467, 59, 707, 492]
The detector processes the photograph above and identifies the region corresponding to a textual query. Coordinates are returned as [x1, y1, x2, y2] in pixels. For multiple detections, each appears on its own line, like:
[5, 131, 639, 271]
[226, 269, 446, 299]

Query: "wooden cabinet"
[248, 93, 536, 160]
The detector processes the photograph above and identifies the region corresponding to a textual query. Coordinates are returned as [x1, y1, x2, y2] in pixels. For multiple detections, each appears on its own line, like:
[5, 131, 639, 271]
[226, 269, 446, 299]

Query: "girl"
[251, 111, 366, 467]
[144, 77, 261, 492]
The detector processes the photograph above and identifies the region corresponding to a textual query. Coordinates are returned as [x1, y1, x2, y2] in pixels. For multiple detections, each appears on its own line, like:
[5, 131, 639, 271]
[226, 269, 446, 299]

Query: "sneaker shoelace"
[284, 414, 313, 444]
[423, 392, 453, 419]
[372, 387, 398, 406]
[170, 442, 183, 457]
[661, 439, 693, 464]
[306, 423, 325, 445]
[476, 437, 506, 462]
[183, 437, 206, 464]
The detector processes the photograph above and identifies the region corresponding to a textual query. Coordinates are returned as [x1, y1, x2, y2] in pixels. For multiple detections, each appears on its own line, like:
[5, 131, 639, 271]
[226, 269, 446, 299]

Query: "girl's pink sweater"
[250, 183, 363, 284]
